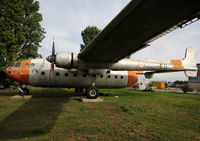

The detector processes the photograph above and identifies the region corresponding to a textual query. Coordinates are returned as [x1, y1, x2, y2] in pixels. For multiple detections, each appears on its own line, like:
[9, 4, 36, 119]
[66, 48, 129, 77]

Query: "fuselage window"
[74, 74, 77, 77]
[106, 70, 111, 74]
[25, 63, 29, 67]
[30, 63, 35, 67]
[121, 76, 123, 79]
[115, 76, 118, 79]
[107, 75, 111, 78]
[100, 75, 103, 78]
[41, 72, 45, 75]
[65, 73, 69, 77]
[56, 72, 60, 76]
[32, 69, 38, 74]
[15, 61, 21, 67]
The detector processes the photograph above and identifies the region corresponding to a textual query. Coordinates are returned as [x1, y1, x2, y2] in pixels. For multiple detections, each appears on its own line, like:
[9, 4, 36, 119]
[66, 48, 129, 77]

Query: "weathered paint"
[5, 60, 30, 84]
[28, 59, 130, 88]
[127, 71, 138, 87]
[170, 60, 184, 70]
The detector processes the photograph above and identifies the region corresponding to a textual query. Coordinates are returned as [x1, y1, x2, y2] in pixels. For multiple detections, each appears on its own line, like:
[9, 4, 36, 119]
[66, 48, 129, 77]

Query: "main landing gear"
[86, 86, 99, 99]
[75, 87, 99, 99]
[18, 85, 30, 95]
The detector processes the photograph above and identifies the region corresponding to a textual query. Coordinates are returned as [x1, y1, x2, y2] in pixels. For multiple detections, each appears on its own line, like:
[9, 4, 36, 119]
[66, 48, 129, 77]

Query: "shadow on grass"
[0, 89, 19, 96]
[0, 88, 73, 140]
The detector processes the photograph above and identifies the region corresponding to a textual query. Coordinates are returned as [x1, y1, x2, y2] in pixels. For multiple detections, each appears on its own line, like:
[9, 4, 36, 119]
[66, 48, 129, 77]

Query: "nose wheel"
[86, 86, 99, 99]
[18, 85, 30, 95]
[21, 88, 30, 95]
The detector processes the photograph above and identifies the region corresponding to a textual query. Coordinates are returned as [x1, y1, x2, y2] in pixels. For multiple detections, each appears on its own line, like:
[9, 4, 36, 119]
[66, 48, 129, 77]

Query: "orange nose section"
[5, 60, 30, 84]
[127, 71, 138, 87]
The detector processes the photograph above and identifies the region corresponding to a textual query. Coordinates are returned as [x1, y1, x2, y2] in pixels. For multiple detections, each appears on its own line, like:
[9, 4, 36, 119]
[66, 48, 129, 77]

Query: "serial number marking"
[158, 64, 167, 70]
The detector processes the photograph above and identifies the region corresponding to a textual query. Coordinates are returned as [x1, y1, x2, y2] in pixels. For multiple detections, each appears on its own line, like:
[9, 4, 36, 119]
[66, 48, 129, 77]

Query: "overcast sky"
[38, 0, 200, 82]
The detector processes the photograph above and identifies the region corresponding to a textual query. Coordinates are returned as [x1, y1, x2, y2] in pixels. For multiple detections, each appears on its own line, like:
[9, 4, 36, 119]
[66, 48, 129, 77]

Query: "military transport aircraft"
[5, 0, 200, 98]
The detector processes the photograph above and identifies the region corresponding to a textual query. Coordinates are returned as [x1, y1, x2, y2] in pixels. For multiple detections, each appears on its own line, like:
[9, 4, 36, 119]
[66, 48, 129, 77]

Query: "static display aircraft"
[5, 0, 200, 98]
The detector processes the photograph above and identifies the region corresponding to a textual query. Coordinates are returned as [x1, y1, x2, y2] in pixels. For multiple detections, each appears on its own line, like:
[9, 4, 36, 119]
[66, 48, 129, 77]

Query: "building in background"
[188, 64, 200, 90]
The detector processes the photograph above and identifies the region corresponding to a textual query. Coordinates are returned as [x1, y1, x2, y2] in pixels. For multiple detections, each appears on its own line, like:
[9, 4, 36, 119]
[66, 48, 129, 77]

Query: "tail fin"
[182, 48, 197, 77]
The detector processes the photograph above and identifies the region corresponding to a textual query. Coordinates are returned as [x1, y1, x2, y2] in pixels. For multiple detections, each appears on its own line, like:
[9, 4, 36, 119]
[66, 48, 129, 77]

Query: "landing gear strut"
[18, 85, 29, 95]
[86, 74, 100, 99]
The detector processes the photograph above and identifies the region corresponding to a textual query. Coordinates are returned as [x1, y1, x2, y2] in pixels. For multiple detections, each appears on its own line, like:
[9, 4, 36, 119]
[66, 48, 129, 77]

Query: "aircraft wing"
[78, 0, 200, 63]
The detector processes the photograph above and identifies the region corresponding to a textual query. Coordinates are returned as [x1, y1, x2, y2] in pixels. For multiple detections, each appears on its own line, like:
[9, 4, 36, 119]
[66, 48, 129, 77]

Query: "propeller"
[46, 39, 56, 72]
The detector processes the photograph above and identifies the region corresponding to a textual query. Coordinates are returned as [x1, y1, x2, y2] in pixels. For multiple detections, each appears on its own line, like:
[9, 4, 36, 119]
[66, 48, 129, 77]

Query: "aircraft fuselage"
[5, 59, 138, 89]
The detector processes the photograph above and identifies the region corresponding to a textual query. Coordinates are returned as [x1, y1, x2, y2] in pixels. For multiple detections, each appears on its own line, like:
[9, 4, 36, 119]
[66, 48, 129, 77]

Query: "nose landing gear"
[18, 85, 29, 95]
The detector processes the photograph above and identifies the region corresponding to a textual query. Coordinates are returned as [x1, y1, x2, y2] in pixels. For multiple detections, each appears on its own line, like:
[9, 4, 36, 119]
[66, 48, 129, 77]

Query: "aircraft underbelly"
[29, 59, 128, 88]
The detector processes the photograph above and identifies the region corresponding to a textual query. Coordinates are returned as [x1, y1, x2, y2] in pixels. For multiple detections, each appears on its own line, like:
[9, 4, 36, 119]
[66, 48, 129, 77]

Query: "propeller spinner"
[46, 40, 56, 72]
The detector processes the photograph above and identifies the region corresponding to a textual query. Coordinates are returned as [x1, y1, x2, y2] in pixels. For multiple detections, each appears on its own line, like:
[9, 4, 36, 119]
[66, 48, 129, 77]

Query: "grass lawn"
[0, 88, 199, 141]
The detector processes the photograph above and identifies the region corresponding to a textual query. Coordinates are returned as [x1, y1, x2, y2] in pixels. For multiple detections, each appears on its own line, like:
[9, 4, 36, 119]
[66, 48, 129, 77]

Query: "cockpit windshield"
[9, 63, 14, 67]
[14, 61, 21, 67]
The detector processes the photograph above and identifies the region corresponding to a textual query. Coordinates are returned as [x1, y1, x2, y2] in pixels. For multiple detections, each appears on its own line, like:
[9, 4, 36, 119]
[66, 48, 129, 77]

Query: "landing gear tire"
[19, 88, 29, 95]
[86, 86, 99, 99]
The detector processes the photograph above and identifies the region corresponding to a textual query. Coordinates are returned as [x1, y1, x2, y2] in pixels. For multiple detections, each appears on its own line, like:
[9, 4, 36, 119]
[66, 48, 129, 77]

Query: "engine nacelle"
[144, 72, 154, 79]
[55, 52, 77, 69]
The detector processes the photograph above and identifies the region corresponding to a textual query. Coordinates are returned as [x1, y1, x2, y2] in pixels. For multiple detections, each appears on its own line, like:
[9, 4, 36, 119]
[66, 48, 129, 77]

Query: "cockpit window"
[15, 61, 21, 67]
[25, 63, 29, 67]
[9, 63, 14, 67]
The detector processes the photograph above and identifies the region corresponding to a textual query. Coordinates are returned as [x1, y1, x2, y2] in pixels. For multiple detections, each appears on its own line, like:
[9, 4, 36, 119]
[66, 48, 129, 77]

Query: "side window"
[25, 63, 29, 67]
[65, 73, 69, 77]
[30, 63, 35, 67]
[41, 72, 45, 75]
[56, 72, 60, 76]
[15, 61, 21, 67]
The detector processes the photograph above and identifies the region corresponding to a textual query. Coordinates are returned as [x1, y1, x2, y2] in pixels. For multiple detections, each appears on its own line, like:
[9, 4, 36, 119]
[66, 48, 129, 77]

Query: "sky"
[38, 0, 200, 82]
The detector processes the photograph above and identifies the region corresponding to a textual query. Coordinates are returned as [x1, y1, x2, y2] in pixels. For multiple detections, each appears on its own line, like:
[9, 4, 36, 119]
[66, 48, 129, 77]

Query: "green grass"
[0, 88, 200, 141]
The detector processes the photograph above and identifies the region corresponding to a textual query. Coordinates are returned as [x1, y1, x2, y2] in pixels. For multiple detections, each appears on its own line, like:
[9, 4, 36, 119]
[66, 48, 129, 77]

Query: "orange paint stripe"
[135, 71, 144, 75]
[127, 71, 138, 87]
[170, 60, 184, 70]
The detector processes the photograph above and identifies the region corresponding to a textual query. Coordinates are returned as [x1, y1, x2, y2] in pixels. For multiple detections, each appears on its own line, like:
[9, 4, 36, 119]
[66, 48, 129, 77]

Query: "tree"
[0, 0, 45, 85]
[80, 26, 101, 51]
[0, 0, 45, 71]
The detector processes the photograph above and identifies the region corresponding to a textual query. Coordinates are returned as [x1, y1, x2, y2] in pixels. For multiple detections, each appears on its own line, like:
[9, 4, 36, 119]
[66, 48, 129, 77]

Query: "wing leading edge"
[78, 0, 200, 63]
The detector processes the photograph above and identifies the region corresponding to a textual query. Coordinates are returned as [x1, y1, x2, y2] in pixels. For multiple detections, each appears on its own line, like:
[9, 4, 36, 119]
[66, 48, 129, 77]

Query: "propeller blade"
[51, 63, 54, 72]
[52, 39, 55, 56]
[51, 39, 55, 72]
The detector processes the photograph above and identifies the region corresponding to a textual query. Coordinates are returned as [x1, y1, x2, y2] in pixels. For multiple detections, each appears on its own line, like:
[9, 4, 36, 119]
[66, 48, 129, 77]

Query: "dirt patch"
[109, 109, 124, 114]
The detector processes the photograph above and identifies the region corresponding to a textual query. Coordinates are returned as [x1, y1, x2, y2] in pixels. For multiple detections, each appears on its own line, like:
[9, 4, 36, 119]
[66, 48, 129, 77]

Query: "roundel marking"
[138, 61, 145, 69]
